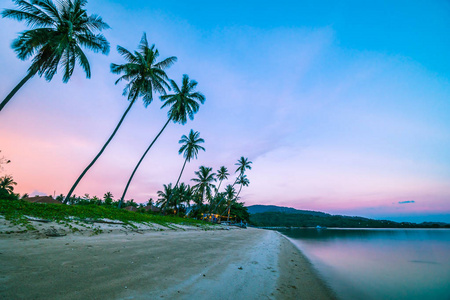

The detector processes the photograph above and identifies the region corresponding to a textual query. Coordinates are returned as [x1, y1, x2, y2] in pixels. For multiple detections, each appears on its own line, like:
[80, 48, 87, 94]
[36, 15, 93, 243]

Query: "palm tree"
[191, 166, 216, 206]
[0, 175, 17, 194]
[215, 166, 229, 194]
[175, 130, 205, 188]
[224, 184, 236, 202]
[212, 184, 234, 214]
[1, 0, 110, 112]
[226, 175, 249, 222]
[208, 166, 229, 214]
[157, 183, 174, 211]
[119, 74, 205, 207]
[232, 156, 252, 186]
[235, 174, 250, 199]
[65, 33, 176, 202]
[235, 156, 252, 175]
[103, 191, 113, 205]
[173, 182, 191, 215]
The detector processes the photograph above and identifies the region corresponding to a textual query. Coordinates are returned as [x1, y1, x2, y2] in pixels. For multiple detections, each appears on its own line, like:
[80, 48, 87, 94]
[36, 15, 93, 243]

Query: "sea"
[278, 228, 450, 300]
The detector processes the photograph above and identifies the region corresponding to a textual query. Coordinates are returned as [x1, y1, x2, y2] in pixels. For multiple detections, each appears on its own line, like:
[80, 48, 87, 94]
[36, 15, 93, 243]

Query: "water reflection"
[279, 229, 450, 300]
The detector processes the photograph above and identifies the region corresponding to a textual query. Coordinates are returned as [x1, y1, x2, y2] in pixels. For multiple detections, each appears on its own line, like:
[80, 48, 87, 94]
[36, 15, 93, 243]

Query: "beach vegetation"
[0, 175, 19, 200]
[1, 0, 110, 112]
[0, 175, 17, 194]
[0, 198, 209, 228]
[191, 166, 216, 206]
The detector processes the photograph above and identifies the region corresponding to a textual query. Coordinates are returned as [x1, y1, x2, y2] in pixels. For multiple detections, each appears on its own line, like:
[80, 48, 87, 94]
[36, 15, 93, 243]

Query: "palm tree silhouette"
[65, 33, 176, 202]
[226, 174, 249, 221]
[119, 74, 205, 207]
[191, 166, 216, 207]
[1, 0, 110, 112]
[215, 166, 229, 194]
[0, 175, 17, 194]
[235, 174, 250, 200]
[235, 156, 252, 175]
[157, 183, 174, 212]
[232, 156, 252, 187]
[175, 130, 205, 188]
[173, 182, 191, 215]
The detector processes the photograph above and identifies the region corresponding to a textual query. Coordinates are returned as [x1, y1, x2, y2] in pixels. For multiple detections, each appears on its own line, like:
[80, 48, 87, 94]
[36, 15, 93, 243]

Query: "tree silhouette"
[65, 33, 176, 202]
[1, 0, 110, 112]
[119, 74, 205, 207]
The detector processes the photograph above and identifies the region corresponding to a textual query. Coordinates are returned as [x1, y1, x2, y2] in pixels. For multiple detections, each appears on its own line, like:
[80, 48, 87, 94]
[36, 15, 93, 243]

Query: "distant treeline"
[249, 212, 450, 228]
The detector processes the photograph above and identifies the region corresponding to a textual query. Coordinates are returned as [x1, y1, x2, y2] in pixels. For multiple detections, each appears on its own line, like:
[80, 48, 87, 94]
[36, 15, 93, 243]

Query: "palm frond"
[33, 0, 61, 21]
[154, 56, 177, 69]
[116, 45, 137, 63]
[138, 32, 149, 52]
[85, 14, 110, 31]
[1, 8, 53, 27]
[78, 32, 109, 54]
[74, 44, 91, 78]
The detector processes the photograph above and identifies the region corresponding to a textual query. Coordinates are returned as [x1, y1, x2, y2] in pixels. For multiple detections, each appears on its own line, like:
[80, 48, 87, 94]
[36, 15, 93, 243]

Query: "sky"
[0, 0, 449, 223]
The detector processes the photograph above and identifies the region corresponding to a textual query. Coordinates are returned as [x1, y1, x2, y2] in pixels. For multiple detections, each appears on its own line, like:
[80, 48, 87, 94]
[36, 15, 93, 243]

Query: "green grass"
[0, 199, 211, 229]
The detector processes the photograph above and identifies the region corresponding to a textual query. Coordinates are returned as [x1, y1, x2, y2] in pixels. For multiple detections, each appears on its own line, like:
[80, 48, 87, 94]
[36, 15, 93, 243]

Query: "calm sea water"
[278, 228, 450, 300]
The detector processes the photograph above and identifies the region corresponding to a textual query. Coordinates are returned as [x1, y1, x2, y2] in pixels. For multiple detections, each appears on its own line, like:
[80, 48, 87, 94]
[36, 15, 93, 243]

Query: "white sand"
[0, 219, 336, 299]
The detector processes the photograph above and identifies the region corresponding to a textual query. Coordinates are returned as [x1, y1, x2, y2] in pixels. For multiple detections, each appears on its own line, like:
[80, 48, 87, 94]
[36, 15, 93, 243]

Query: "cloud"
[398, 200, 415, 204]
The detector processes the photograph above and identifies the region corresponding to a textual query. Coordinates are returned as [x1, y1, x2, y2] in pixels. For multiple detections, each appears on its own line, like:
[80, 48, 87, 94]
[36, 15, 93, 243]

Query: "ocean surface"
[278, 228, 450, 300]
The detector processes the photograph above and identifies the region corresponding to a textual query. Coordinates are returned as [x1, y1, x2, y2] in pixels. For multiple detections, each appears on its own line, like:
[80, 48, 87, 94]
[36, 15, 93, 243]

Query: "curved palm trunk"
[65, 96, 137, 203]
[216, 180, 223, 194]
[231, 174, 241, 187]
[209, 179, 224, 214]
[174, 158, 188, 188]
[0, 72, 34, 112]
[119, 118, 171, 208]
[167, 157, 188, 216]
[228, 184, 243, 221]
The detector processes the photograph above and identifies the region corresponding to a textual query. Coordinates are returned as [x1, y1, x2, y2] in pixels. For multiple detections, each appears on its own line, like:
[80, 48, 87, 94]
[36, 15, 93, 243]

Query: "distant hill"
[247, 205, 329, 216]
[247, 205, 450, 229]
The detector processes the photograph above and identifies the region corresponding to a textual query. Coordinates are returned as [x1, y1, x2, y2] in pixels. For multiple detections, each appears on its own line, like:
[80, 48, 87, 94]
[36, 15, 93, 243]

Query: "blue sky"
[0, 0, 449, 222]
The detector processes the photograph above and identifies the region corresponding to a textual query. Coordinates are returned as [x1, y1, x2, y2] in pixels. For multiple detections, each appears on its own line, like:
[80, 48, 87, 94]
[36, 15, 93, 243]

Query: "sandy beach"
[0, 225, 336, 299]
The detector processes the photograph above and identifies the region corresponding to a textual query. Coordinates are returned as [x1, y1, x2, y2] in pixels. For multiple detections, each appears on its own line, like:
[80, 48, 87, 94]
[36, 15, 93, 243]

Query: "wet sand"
[0, 227, 336, 299]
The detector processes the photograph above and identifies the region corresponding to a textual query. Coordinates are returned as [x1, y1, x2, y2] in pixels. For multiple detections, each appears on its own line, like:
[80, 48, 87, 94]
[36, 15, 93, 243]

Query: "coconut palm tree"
[222, 173, 250, 221]
[235, 174, 250, 199]
[103, 191, 113, 205]
[156, 183, 174, 211]
[226, 175, 249, 221]
[119, 74, 205, 207]
[65, 33, 176, 202]
[235, 156, 252, 175]
[173, 182, 191, 215]
[215, 166, 229, 194]
[232, 156, 252, 186]
[1, 0, 110, 112]
[212, 184, 234, 214]
[208, 166, 229, 214]
[191, 166, 216, 206]
[175, 130, 205, 188]
[0, 175, 17, 194]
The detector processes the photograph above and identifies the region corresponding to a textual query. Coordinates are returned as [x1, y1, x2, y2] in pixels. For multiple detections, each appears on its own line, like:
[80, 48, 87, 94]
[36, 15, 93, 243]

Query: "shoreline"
[1, 221, 336, 299]
[275, 231, 338, 300]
